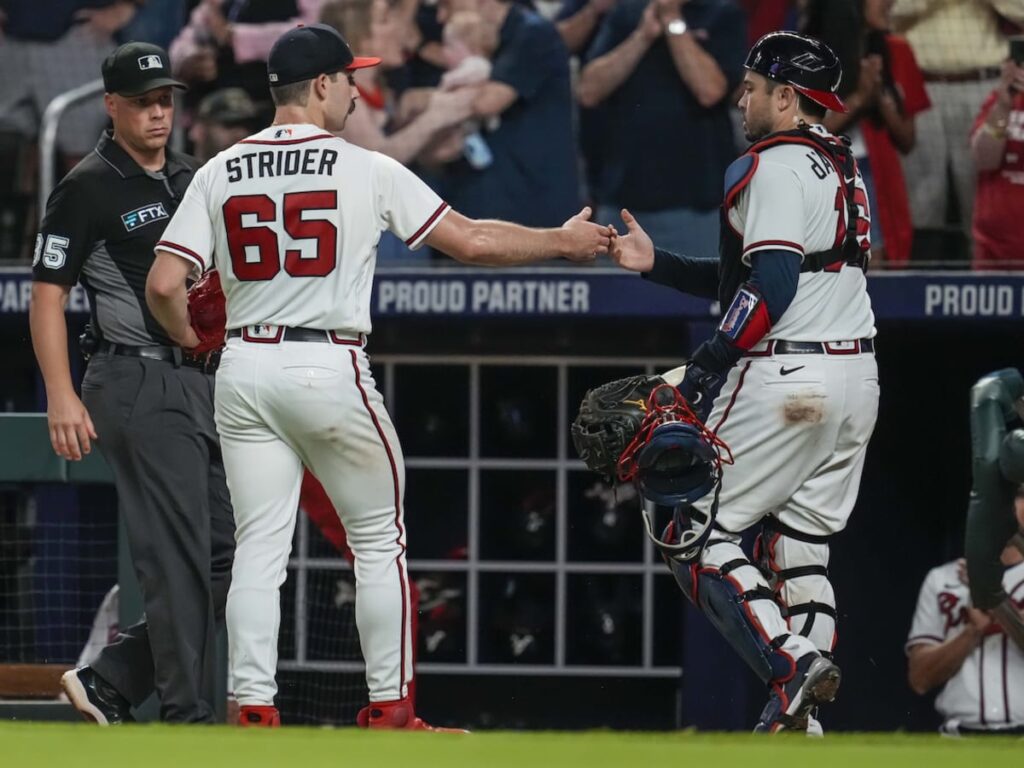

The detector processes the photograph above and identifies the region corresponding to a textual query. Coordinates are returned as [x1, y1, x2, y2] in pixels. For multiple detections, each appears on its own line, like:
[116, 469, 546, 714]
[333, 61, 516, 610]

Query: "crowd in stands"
[0, 0, 1021, 269]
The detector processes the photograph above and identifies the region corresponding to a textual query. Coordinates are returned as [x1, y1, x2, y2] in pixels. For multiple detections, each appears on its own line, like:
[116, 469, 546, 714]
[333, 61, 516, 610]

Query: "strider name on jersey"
[226, 147, 339, 182]
[156, 123, 450, 335]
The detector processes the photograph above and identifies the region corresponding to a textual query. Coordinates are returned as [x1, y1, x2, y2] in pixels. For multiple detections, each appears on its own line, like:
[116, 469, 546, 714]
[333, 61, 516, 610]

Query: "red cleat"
[357, 698, 468, 733]
[239, 705, 281, 727]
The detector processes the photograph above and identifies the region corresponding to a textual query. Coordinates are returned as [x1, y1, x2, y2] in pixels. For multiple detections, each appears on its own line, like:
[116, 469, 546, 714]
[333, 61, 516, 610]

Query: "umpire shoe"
[61, 666, 134, 726]
[357, 698, 469, 733]
[754, 653, 841, 734]
[239, 705, 281, 727]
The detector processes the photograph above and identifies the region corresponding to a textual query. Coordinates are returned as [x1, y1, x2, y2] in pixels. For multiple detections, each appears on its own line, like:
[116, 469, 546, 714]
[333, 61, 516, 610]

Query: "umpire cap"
[102, 42, 186, 97]
[745, 31, 847, 113]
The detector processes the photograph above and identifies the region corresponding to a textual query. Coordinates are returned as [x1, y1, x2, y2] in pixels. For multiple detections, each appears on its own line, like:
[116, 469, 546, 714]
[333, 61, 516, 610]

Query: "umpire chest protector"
[717, 128, 866, 308]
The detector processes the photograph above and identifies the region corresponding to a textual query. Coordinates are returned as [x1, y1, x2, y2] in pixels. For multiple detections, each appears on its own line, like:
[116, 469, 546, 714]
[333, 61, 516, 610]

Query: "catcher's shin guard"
[664, 530, 818, 684]
[755, 517, 837, 654]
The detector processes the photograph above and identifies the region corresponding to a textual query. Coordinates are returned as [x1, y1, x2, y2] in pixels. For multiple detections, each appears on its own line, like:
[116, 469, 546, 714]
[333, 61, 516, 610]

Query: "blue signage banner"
[4, 266, 1024, 321]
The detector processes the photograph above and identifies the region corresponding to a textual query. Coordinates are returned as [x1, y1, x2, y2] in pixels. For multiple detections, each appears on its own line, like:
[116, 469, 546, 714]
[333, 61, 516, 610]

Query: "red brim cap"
[346, 56, 382, 71]
[792, 84, 847, 114]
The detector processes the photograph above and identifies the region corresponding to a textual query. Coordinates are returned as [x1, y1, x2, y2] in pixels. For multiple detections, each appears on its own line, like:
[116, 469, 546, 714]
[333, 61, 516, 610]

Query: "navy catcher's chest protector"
[717, 128, 867, 308]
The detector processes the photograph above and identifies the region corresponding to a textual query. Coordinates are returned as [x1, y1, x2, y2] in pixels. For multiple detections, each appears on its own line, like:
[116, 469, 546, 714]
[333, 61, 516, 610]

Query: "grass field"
[4, 723, 1022, 768]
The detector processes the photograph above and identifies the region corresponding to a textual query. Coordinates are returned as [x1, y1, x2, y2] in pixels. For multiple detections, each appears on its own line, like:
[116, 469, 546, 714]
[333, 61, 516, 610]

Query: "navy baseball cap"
[102, 42, 186, 97]
[267, 24, 381, 87]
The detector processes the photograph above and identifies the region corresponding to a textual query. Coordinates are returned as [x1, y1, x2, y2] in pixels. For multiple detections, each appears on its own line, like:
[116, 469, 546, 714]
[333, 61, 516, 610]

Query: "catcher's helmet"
[745, 31, 846, 113]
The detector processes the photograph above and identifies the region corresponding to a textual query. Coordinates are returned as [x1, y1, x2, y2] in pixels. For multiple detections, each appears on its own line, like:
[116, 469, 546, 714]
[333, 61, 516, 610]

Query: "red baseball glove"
[187, 269, 227, 355]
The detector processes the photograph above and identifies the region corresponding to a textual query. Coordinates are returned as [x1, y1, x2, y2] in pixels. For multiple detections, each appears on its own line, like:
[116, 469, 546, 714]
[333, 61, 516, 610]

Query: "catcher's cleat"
[754, 653, 841, 734]
[239, 705, 281, 727]
[61, 666, 135, 726]
[357, 698, 469, 733]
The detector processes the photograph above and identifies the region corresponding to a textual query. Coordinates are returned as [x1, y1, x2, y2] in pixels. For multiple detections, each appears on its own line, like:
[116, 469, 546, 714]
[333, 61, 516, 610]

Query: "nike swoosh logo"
[780, 365, 806, 376]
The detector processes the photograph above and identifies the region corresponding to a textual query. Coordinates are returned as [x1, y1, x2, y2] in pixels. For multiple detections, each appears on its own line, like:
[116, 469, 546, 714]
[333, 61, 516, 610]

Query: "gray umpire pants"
[80, 350, 235, 723]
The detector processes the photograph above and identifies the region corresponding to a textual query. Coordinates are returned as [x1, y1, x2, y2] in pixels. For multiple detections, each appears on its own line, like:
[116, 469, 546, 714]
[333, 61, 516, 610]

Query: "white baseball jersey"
[727, 124, 876, 343]
[906, 560, 1024, 728]
[157, 123, 449, 333]
[155, 122, 449, 709]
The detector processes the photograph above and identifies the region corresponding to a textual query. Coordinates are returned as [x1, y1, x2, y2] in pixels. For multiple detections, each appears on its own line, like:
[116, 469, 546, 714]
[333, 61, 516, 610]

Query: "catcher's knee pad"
[755, 516, 837, 654]
[665, 533, 800, 684]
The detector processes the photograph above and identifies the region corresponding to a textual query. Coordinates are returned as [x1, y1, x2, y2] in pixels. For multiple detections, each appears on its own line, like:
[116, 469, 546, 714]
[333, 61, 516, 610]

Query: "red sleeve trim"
[157, 239, 207, 270]
[404, 202, 450, 246]
[743, 240, 804, 254]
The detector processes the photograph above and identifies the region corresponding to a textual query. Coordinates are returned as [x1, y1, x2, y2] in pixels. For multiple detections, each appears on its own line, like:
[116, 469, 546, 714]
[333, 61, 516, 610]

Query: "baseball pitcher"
[144, 23, 611, 729]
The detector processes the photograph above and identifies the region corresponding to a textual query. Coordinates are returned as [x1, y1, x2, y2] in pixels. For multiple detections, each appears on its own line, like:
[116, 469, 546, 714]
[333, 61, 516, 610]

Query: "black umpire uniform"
[32, 44, 234, 723]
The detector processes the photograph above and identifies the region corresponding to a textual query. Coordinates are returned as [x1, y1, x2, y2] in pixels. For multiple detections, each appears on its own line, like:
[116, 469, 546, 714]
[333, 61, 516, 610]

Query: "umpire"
[29, 42, 235, 723]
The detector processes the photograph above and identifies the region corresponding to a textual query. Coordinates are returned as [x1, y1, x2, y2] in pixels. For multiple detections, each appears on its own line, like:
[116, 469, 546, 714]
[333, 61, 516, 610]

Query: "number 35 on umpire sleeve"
[37, 235, 70, 269]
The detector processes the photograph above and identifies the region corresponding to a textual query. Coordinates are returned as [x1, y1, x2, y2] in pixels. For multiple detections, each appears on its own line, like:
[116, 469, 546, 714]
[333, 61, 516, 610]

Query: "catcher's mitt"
[572, 374, 734, 561]
[187, 269, 226, 355]
[571, 375, 666, 481]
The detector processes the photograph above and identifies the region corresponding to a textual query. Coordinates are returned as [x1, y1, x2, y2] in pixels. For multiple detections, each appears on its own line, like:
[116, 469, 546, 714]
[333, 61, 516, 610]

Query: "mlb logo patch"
[274, 128, 293, 139]
[249, 324, 278, 338]
[138, 55, 163, 71]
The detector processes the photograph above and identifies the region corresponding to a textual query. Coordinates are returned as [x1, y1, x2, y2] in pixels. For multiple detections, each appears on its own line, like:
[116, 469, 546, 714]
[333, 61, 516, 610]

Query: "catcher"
[576, 33, 879, 734]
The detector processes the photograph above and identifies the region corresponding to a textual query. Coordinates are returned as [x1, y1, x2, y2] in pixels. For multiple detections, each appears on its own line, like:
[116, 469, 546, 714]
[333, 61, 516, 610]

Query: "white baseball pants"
[695, 347, 880, 537]
[215, 333, 412, 707]
[690, 344, 878, 659]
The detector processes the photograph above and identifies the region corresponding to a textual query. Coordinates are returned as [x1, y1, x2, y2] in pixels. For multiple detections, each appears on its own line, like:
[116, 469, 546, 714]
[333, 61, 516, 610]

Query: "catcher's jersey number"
[223, 191, 338, 281]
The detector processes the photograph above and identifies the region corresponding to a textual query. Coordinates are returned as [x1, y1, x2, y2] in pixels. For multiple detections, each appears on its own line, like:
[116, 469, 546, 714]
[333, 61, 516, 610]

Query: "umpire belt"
[96, 341, 220, 374]
[744, 338, 875, 357]
[227, 325, 365, 346]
